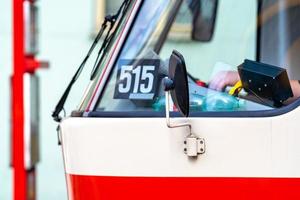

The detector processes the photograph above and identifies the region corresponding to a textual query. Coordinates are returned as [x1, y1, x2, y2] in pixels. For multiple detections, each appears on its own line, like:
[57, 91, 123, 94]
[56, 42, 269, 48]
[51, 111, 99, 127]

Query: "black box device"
[238, 59, 293, 107]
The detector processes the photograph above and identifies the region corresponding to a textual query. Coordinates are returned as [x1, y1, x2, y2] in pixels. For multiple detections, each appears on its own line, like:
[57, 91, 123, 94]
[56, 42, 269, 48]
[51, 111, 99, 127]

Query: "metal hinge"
[184, 135, 205, 157]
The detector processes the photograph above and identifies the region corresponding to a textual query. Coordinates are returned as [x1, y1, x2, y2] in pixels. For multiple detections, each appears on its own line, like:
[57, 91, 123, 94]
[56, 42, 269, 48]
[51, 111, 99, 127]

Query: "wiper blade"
[90, 15, 116, 80]
[90, 0, 130, 80]
[52, 0, 130, 122]
[51, 20, 109, 122]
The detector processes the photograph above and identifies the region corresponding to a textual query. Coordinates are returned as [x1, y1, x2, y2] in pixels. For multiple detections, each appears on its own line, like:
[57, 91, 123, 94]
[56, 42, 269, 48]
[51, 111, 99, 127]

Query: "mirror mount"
[164, 84, 205, 158]
[164, 89, 192, 133]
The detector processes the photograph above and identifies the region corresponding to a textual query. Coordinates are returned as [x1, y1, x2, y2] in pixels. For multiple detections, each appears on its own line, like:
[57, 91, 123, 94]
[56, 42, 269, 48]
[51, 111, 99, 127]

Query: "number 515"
[118, 65, 155, 94]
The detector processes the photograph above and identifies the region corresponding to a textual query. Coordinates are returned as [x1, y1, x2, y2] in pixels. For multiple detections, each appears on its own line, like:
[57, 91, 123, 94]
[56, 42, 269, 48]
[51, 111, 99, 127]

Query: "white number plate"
[114, 59, 160, 100]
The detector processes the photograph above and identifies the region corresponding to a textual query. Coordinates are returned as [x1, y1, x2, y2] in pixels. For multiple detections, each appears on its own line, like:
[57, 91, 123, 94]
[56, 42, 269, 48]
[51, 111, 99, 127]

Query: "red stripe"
[67, 174, 300, 200]
[86, 0, 138, 111]
[12, 0, 26, 199]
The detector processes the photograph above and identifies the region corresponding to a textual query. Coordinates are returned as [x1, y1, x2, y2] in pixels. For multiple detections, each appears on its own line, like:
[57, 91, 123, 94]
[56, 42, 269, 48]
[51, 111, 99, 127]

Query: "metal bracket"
[165, 91, 206, 158]
[184, 135, 205, 157]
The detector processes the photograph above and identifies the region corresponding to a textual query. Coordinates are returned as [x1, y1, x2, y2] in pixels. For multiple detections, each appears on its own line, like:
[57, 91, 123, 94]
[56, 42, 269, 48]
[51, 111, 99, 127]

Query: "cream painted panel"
[271, 110, 300, 176]
[61, 107, 300, 178]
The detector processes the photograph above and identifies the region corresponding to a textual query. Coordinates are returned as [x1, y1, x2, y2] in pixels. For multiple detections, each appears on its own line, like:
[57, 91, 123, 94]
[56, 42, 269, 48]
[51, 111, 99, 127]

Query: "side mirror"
[189, 0, 218, 42]
[163, 50, 206, 158]
[164, 50, 190, 118]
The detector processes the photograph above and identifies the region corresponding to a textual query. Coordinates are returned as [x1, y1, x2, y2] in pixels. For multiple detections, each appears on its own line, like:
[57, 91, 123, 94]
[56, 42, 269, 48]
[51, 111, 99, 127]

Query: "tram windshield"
[92, 0, 299, 113]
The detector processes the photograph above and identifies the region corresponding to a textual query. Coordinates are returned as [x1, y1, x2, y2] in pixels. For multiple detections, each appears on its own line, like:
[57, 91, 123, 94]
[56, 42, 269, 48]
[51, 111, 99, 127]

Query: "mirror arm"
[165, 91, 192, 134]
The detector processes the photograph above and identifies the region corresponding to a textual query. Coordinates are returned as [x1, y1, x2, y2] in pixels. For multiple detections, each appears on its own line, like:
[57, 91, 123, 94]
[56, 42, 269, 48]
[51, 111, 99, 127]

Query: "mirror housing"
[189, 0, 218, 42]
[164, 50, 189, 117]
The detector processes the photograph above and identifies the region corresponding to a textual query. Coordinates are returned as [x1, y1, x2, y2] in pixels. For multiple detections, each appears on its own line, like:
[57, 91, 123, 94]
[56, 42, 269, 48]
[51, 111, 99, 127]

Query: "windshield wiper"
[52, 0, 130, 122]
[89, 16, 115, 80]
[90, 0, 130, 80]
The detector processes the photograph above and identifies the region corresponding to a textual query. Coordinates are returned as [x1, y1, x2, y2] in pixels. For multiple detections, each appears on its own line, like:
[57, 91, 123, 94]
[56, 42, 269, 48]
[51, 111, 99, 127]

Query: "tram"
[53, 0, 300, 199]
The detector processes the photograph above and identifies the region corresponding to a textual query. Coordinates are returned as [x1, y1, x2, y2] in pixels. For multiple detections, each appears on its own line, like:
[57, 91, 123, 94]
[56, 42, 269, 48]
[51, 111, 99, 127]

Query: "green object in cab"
[152, 93, 204, 112]
[202, 92, 245, 112]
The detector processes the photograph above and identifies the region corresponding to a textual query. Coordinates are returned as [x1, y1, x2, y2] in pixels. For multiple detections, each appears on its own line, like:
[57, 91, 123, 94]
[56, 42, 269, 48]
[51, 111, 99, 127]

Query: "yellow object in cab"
[229, 80, 243, 96]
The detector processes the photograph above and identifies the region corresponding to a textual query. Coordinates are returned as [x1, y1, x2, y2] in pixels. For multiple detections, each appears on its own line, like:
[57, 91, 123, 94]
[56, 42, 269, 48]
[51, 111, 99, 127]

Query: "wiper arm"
[52, 0, 130, 122]
[90, 15, 116, 80]
[51, 19, 109, 122]
[90, 0, 130, 80]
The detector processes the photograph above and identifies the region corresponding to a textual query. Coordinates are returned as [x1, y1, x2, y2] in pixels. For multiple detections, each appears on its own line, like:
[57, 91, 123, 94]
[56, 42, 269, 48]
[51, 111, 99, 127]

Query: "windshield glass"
[95, 0, 298, 113]
[97, 0, 181, 111]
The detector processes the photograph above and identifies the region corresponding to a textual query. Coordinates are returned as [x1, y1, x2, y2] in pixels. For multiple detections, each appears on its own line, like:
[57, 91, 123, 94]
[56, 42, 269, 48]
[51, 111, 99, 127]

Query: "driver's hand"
[208, 71, 240, 91]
